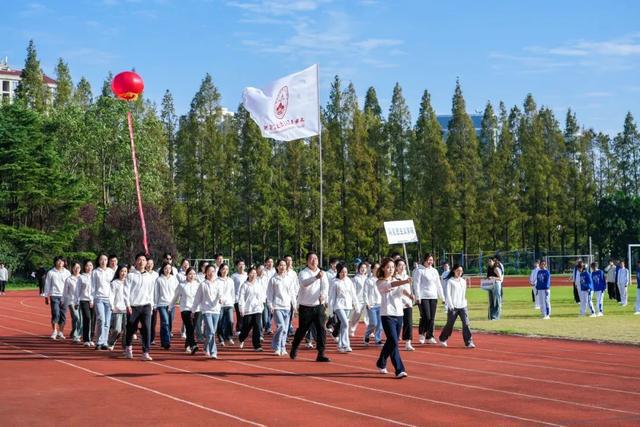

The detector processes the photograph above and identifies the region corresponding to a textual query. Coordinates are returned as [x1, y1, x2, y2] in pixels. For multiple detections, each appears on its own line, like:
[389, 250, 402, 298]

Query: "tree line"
[1, 40, 639, 273]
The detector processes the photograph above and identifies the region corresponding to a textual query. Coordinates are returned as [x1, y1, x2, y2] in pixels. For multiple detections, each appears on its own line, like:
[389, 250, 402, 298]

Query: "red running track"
[1, 290, 639, 426]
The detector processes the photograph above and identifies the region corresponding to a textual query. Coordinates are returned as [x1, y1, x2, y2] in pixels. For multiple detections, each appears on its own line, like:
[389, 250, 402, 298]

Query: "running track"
[1, 291, 639, 426]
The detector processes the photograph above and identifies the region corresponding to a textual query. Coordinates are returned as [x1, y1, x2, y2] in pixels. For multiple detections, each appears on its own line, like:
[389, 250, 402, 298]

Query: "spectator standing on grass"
[439, 264, 475, 349]
[376, 257, 411, 378]
[63, 262, 82, 343]
[124, 253, 155, 361]
[591, 262, 606, 316]
[486, 258, 503, 320]
[577, 261, 596, 317]
[238, 267, 264, 352]
[92, 254, 114, 350]
[604, 259, 619, 301]
[616, 260, 630, 307]
[363, 262, 383, 347]
[44, 256, 71, 340]
[535, 259, 551, 319]
[413, 254, 445, 345]
[77, 260, 95, 347]
[107, 265, 128, 351]
[0, 262, 8, 295]
[529, 261, 540, 309]
[170, 267, 201, 355]
[570, 260, 582, 305]
[267, 259, 297, 356]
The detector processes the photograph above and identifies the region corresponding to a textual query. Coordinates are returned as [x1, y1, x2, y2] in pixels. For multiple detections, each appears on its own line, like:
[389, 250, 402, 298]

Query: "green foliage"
[14, 40, 49, 112]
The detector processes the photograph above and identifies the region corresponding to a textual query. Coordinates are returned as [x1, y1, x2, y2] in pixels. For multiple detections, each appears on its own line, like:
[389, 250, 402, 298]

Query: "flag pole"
[316, 64, 323, 267]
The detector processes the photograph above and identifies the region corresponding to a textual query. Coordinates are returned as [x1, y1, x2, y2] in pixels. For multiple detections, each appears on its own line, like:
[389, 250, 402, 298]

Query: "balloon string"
[127, 110, 149, 255]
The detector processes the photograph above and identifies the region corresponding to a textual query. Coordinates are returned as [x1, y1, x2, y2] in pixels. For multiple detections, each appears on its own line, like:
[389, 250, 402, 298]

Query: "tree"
[14, 40, 49, 111]
[53, 58, 73, 109]
[478, 101, 499, 247]
[612, 112, 639, 196]
[74, 77, 93, 109]
[386, 83, 412, 214]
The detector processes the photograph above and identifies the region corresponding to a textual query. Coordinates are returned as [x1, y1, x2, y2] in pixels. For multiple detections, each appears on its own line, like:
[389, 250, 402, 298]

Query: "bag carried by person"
[480, 279, 495, 291]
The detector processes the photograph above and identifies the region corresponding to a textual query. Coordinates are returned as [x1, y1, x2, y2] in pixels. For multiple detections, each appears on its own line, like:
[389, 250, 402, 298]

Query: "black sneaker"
[316, 355, 331, 362]
[190, 345, 198, 355]
[289, 348, 297, 360]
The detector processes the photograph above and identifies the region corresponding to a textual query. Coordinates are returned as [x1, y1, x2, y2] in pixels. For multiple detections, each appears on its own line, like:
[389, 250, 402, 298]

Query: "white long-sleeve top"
[63, 275, 80, 306]
[110, 279, 127, 313]
[396, 273, 412, 307]
[441, 270, 450, 296]
[297, 267, 329, 307]
[377, 278, 405, 316]
[76, 272, 93, 303]
[363, 276, 381, 307]
[196, 272, 206, 283]
[237, 281, 264, 315]
[44, 268, 71, 297]
[92, 267, 114, 301]
[124, 269, 155, 308]
[352, 274, 367, 304]
[257, 275, 269, 302]
[412, 265, 444, 301]
[605, 265, 617, 283]
[217, 277, 235, 307]
[329, 277, 358, 311]
[267, 273, 297, 310]
[232, 272, 248, 302]
[193, 279, 224, 314]
[0, 267, 8, 281]
[177, 269, 188, 284]
[171, 280, 200, 312]
[155, 274, 179, 307]
[617, 268, 630, 286]
[445, 277, 468, 310]
[529, 267, 540, 286]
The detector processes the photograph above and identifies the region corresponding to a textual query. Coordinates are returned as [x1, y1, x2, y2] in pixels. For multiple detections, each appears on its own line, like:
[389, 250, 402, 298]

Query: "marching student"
[529, 261, 541, 309]
[63, 262, 82, 343]
[616, 260, 630, 307]
[256, 264, 271, 337]
[394, 259, 415, 351]
[231, 259, 248, 335]
[212, 253, 224, 276]
[107, 265, 128, 351]
[216, 264, 236, 346]
[196, 260, 208, 283]
[177, 259, 190, 283]
[535, 259, 552, 319]
[162, 252, 179, 276]
[326, 257, 339, 282]
[285, 255, 299, 338]
[238, 267, 264, 351]
[193, 264, 225, 359]
[107, 255, 118, 272]
[171, 267, 201, 354]
[329, 262, 359, 353]
[441, 262, 450, 296]
[290, 251, 331, 362]
[577, 261, 596, 317]
[349, 262, 368, 337]
[376, 257, 411, 378]
[413, 254, 445, 344]
[267, 259, 297, 356]
[439, 264, 475, 348]
[0, 262, 8, 295]
[193, 260, 209, 341]
[124, 253, 156, 361]
[92, 254, 114, 350]
[591, 262, 606, 316]
[604, 260, 619, 301]
[77, 260, 95, 347]
[363, 262, 383, 346]
[635, 261, 640, 315]
[44, 256, 71, 340]
[155, 262, 180, 349]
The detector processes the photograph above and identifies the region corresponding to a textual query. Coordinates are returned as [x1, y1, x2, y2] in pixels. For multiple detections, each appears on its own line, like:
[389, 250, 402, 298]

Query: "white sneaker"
[50, 331, 58, 340]
[125, 347, 133, 359]
[466, 341, 476, 349]
[254, 347, 263, 352]
[534, 306, 540, 309]
[405, 342, 415, 351]
[133, 334, 138, 340]
[345, 347, 352, 352]
[141, 353, 153, 361]
[181, 332, 187, 339]
[305, 342, 315, 349]
[396, 371, 408, 379]
[89, 341, 96, 347]
[239, 341, 245, 349]
[378, 368, 388, 374]
[634, 312, 640, 315]
[57, 332, 65, 340]
[73, 337, 81, 343]
[440, 341, 448, 348]
[274, 350, 282, 356]
[333, 336, 339, 342]
[338, 347, 347, 353]
[185, 346, 192, 354]
[107, 345, 115, 351]
[83, 342, 91, 347]
[349, 332, 355, 337]
[543, 316, 551, 320]
[210, 353, 218, 359]
[227, 339, 235, 345]
[589, 313, 597, 317]
[204, 351, 210, 357]
[280, 350, 288, 356]
[418, 335, 426, 344]
[426, 337, 437, 344]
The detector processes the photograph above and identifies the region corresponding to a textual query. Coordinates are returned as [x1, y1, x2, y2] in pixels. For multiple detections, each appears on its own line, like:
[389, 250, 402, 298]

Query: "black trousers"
[125, 304, 152, 353]
[239, 312, 262, 349]
[607, 281, 621, 302]
[38, 279, 45, 295]
[234, 303, 243, 333]
[291, 305, 326, 355]
[402, 306, 413, 341]
[572, 285, 580, 303]
[418, 299, 438, 338]
[0, 281, 6, 292]
[181, 310, 197, 349]
[79, 301, 95, 343]
[439, 307, 472, 345]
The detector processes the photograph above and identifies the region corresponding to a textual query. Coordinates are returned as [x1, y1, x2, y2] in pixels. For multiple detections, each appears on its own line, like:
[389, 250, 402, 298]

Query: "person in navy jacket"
[535, 259, 551, 319]
[590, 262, 606, 316]
[577, 261, 595, 317]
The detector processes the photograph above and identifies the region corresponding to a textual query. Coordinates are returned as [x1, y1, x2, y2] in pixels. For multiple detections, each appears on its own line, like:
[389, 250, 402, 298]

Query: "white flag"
[242, 64, 319, 141]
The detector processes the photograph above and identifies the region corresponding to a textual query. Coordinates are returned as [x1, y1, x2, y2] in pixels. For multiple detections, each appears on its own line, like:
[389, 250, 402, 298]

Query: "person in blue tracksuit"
[577, 261, 595, 317]
[535, 259, 551, 319]
[590, 262, 606, 316]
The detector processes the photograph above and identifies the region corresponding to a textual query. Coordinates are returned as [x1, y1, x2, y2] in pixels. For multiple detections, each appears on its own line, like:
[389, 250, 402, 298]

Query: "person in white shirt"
[394, 258, 415, 351]
[616, 260, 630, 306]
[63, 262, 82, 342]
[290, 251, 330, 362]
[108, 255, 118, 272]
[439, 264, 475, 349]
[363, 262, 383, 346]
[604, 260, 619, 301]
[0, 262, 9, 295]
[216, 264, 236, 346]
[177, 259, 190, 284]
[529, 261, 541, 309]
[161, 252, 179, 276]
[329, 263, 359, 353]
[285, 255, 299, 337]
[440, 262, 450, 296]
[77, 260, 95, 347]
[44, 256, 71, 340]
[326, 257, 339, 282]
[124, 253, 156, 361]
[146, 258, 162, 345]
[92, 254, 114, 350]
[413, 254, 445, 345]
[107, 265, 128, 351]
[237, 267, 265, 351]
[194, 260, 209, 342]
[194, 264, 226, 359]
[267, 259, 297, 356]
[154, 262, 179, 349]
[170, 267, 201, 355]
[262, 257, 276, 335]
[375, 257, 412, 378]
[231, 259, 248, 336]
[349, 262, 368, 337]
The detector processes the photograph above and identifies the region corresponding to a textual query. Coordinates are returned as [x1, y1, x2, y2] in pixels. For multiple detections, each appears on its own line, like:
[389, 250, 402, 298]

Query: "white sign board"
[384, 220, 418, 245]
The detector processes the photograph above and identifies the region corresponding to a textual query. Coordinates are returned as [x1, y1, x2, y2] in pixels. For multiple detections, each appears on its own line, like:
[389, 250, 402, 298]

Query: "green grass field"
[425, 285, 640, 344]
[5, 278, 38, 289]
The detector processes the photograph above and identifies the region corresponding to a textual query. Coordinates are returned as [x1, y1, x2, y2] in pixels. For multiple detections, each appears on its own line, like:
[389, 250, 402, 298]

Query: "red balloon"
[112, 71, 144, 101]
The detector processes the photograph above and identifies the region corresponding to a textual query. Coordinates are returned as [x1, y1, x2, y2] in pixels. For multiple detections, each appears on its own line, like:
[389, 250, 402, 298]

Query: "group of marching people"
[527, 258, 640, 318]
[42, 250, 474, 378]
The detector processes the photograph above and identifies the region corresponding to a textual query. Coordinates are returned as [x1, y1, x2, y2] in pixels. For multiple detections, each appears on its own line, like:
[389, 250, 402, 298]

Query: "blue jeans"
[156, 306, 172, 348]
[377, 315, 405, 375]
[203, 313, 220, 356]
[335, 309, 351, 349]
[272, 309, 290, 352]
[49, 296, 66, 326]
[364, 306, 382, 343]
[95, 298, 112, 346]
[217, 306, 234, 341]
[489, 281, 502, 320]
[195, 311, 205, 342]
[262, 303, 271, 333]
[67, 304, 81, 339]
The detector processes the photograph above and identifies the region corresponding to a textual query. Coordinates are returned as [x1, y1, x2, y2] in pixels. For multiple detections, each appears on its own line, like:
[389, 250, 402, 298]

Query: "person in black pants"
[290, 252, 330, 362]
[394, 258, 415, 351]
[124, 253, 155, 361]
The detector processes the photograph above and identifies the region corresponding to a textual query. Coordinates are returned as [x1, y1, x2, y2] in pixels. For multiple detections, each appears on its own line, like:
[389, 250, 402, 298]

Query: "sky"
[3, 0, 640, 135]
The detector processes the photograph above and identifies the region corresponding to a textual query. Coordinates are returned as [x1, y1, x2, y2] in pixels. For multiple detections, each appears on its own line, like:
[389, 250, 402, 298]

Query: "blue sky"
[3, 0, 640, 134]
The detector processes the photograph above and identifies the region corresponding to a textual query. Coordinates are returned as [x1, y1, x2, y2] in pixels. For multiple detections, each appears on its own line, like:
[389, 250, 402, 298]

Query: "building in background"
[0, 58, 57, 103]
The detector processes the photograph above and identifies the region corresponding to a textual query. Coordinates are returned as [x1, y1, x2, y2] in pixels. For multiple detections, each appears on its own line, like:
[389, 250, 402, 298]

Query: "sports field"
[1, 290, 639, 426]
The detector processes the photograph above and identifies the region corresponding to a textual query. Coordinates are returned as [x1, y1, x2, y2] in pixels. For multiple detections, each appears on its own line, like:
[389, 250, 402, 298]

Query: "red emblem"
[274, 86, 289, 119]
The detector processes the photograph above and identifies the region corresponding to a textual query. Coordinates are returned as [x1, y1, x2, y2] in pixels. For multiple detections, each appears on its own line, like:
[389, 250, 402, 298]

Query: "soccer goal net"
[545, 255, 593, 275]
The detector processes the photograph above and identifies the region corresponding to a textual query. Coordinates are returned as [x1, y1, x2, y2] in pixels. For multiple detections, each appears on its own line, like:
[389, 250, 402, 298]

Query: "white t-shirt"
[377, 278, 405, 316]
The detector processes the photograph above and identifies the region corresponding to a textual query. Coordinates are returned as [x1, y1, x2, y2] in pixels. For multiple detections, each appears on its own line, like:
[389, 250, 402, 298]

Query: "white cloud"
[353, 38, 403, 51]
